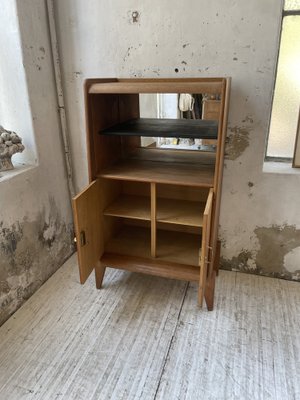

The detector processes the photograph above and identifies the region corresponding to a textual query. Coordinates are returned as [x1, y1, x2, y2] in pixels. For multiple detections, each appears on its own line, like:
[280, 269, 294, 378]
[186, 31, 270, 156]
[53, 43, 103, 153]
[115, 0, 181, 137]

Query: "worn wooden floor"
[0, 254, 299, 400]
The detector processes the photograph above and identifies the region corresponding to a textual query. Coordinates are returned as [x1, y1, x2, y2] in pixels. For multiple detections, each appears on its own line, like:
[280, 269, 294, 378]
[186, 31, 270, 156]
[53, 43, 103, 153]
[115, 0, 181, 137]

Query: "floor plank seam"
[153, 281, 189, 400]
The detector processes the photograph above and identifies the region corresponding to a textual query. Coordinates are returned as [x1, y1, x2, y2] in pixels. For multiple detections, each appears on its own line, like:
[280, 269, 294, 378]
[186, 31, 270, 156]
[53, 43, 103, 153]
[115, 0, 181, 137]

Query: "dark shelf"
[100, 118, 218, 139]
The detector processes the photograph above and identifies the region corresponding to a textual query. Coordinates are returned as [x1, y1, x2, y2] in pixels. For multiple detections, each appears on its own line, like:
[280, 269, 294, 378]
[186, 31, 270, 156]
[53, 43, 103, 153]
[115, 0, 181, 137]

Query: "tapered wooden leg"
[214, 240, 221, 276]
[205, 271, 216, 311]
[198, 261, 207, 308]
[95, 261, 106, 289]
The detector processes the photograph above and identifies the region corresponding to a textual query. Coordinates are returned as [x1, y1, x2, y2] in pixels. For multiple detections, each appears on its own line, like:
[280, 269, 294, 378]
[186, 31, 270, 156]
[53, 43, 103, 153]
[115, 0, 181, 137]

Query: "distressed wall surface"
[0, 0, 73, 326]
[55, 0, 300, 281]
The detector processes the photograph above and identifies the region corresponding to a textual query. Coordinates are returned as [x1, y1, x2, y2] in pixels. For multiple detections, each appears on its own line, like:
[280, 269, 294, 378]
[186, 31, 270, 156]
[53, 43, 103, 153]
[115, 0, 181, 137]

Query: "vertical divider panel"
[151, 182, 157, 258]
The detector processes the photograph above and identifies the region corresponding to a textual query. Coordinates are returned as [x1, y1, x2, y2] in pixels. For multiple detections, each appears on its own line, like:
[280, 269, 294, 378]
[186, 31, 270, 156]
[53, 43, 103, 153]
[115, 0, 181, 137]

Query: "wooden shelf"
[101, 118, 218, 139]
[104, 226, 201, 266]
[104, 195, 205, 227]
[101, 253, 199, 282]
[88, 80, 223, 95]
[157, 198, 205, 227]
[104, 195, 150, 221]
[99, 158, 214, 187]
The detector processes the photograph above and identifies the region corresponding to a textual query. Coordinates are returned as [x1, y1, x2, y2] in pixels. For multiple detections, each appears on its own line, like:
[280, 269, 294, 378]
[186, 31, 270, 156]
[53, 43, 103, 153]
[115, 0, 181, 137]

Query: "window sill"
[263, 161, 300, 175]
[0, 163, 36, 182]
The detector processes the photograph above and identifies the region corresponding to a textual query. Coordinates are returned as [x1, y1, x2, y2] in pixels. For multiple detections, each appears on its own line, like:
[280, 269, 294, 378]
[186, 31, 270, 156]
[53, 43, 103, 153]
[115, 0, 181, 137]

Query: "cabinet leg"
[204, 271, 216, 311]
[214, 240, 221, 276]
[95, 261, 106, 289]
[198, 282, 205, 308]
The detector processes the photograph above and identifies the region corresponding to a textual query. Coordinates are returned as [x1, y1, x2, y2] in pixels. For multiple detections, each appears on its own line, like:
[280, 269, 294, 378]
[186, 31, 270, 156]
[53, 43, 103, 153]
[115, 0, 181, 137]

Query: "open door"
[198, 188, 214, 307]
[72, 180, 103, 284]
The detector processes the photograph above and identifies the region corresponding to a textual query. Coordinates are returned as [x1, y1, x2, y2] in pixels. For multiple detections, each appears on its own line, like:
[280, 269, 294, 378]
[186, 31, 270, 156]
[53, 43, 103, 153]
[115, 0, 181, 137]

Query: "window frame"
[265, 6, 300, 163]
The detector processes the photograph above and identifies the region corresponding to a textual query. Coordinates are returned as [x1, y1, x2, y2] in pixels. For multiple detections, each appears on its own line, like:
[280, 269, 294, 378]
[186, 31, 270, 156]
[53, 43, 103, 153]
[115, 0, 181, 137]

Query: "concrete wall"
[55, 0, 300, 282]
[0, 0, 74, 326]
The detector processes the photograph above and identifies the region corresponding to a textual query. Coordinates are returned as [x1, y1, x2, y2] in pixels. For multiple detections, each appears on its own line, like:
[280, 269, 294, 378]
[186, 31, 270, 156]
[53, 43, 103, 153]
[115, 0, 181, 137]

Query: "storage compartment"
[73, 77, 231, 309]
[101, 224, 200, 282]
[156, 184, 209, 227]
[103, 223, 200, 267]
[103, 181, 150, 221]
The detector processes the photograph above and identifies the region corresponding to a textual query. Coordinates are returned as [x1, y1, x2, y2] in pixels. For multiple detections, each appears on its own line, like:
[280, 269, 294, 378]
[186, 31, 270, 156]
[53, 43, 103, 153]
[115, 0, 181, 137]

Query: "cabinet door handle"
[80, 230, 86, 247]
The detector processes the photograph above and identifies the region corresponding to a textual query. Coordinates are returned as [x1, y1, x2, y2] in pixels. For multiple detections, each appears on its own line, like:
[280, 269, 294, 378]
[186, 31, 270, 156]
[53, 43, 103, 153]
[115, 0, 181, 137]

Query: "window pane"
[267, 16, 300, 158]
[284, 0, 300, 11]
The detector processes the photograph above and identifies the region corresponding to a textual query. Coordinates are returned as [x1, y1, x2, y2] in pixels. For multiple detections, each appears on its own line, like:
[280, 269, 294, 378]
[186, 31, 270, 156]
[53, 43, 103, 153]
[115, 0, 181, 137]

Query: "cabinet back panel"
[157, 184, 209, 202]
[87, 94, 140, 178]
[118, 93, 141, 158]
[89, 94, 122, 177]
[124, 219, 201, 235]
[122, 181, 150, 197]
[100, 179, 123, 245]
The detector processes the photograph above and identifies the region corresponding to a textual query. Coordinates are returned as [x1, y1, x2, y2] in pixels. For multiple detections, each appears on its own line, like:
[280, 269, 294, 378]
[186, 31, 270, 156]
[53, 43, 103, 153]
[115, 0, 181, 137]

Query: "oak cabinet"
[73, 78, 230, 310]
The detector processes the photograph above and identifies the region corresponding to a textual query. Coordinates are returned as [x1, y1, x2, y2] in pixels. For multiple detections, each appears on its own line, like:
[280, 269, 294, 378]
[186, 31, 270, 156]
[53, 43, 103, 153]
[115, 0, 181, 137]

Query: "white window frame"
[265, 5, 300, 163]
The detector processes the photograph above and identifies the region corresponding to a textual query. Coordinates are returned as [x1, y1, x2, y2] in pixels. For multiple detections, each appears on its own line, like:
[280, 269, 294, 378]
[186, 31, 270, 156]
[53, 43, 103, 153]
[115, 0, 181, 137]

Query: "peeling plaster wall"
[0, 0, 73, 326]
[55, 0, 300, 281]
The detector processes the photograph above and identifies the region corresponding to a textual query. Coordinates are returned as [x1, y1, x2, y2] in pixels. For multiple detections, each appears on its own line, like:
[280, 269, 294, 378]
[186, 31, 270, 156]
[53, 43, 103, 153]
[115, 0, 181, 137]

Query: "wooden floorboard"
[0, 254, 299, 400]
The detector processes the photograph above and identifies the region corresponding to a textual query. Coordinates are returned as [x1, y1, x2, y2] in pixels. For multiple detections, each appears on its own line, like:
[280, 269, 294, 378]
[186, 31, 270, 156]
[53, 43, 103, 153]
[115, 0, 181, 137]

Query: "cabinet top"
[87, 78, 227, 95]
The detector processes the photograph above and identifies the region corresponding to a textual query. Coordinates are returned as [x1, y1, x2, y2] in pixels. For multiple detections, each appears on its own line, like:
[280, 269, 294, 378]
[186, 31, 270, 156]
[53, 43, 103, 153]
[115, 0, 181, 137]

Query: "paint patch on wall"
[225, 126, 250, 160]
[0, 198, 74, 326]
[220, 224, 300, 281]
[221, 249, 257, 272]
[255, 225, 300, 276]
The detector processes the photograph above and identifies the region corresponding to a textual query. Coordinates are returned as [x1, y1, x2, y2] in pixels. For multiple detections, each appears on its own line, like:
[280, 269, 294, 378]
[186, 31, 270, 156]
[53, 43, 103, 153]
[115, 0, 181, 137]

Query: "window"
[266, 0, 300, 161]
[0, 0, 37, 171]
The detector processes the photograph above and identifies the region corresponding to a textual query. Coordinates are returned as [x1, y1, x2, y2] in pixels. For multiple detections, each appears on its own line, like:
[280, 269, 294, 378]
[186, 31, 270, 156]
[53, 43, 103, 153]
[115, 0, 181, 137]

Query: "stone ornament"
[0, 126, 25, 171]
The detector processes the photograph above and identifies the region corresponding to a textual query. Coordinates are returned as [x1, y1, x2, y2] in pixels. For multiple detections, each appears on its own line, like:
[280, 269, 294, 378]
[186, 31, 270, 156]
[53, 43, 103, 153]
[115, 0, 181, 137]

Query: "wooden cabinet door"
[72, 180, 103, 284]
[198, 188, 214, 306]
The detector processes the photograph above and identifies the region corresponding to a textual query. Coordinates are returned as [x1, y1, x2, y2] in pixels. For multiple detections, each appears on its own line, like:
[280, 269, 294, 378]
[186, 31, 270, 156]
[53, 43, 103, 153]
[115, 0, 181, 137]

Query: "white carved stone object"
[0, 126, 25, 171]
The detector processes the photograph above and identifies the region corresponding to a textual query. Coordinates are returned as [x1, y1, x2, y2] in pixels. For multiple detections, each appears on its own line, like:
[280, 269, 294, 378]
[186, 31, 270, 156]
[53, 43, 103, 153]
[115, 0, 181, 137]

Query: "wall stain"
[255, 225, 300, 275]
[132, 11, 139, 23]
[221, 250, 256, 273]
[220, 224, 300, 281]
[225, 126, 250, 160]
[0, 198, 73, 326]
[242, 116, 254, 124]
[128, 10, 140, 24]
[248, 181, 254, 197]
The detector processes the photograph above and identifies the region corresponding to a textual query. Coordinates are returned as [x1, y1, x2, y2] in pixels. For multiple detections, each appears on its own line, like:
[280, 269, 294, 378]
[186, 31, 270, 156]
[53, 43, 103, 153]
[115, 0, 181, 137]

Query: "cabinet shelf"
[100, 118, 218, 139]
[157, 198, 205, 227]
[103, 226, 201, 267]
[99, 158, 214, 187]
[104, 194, 206, 227]
[104, 195, 150, 221]
[101, 253, 199, 282]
